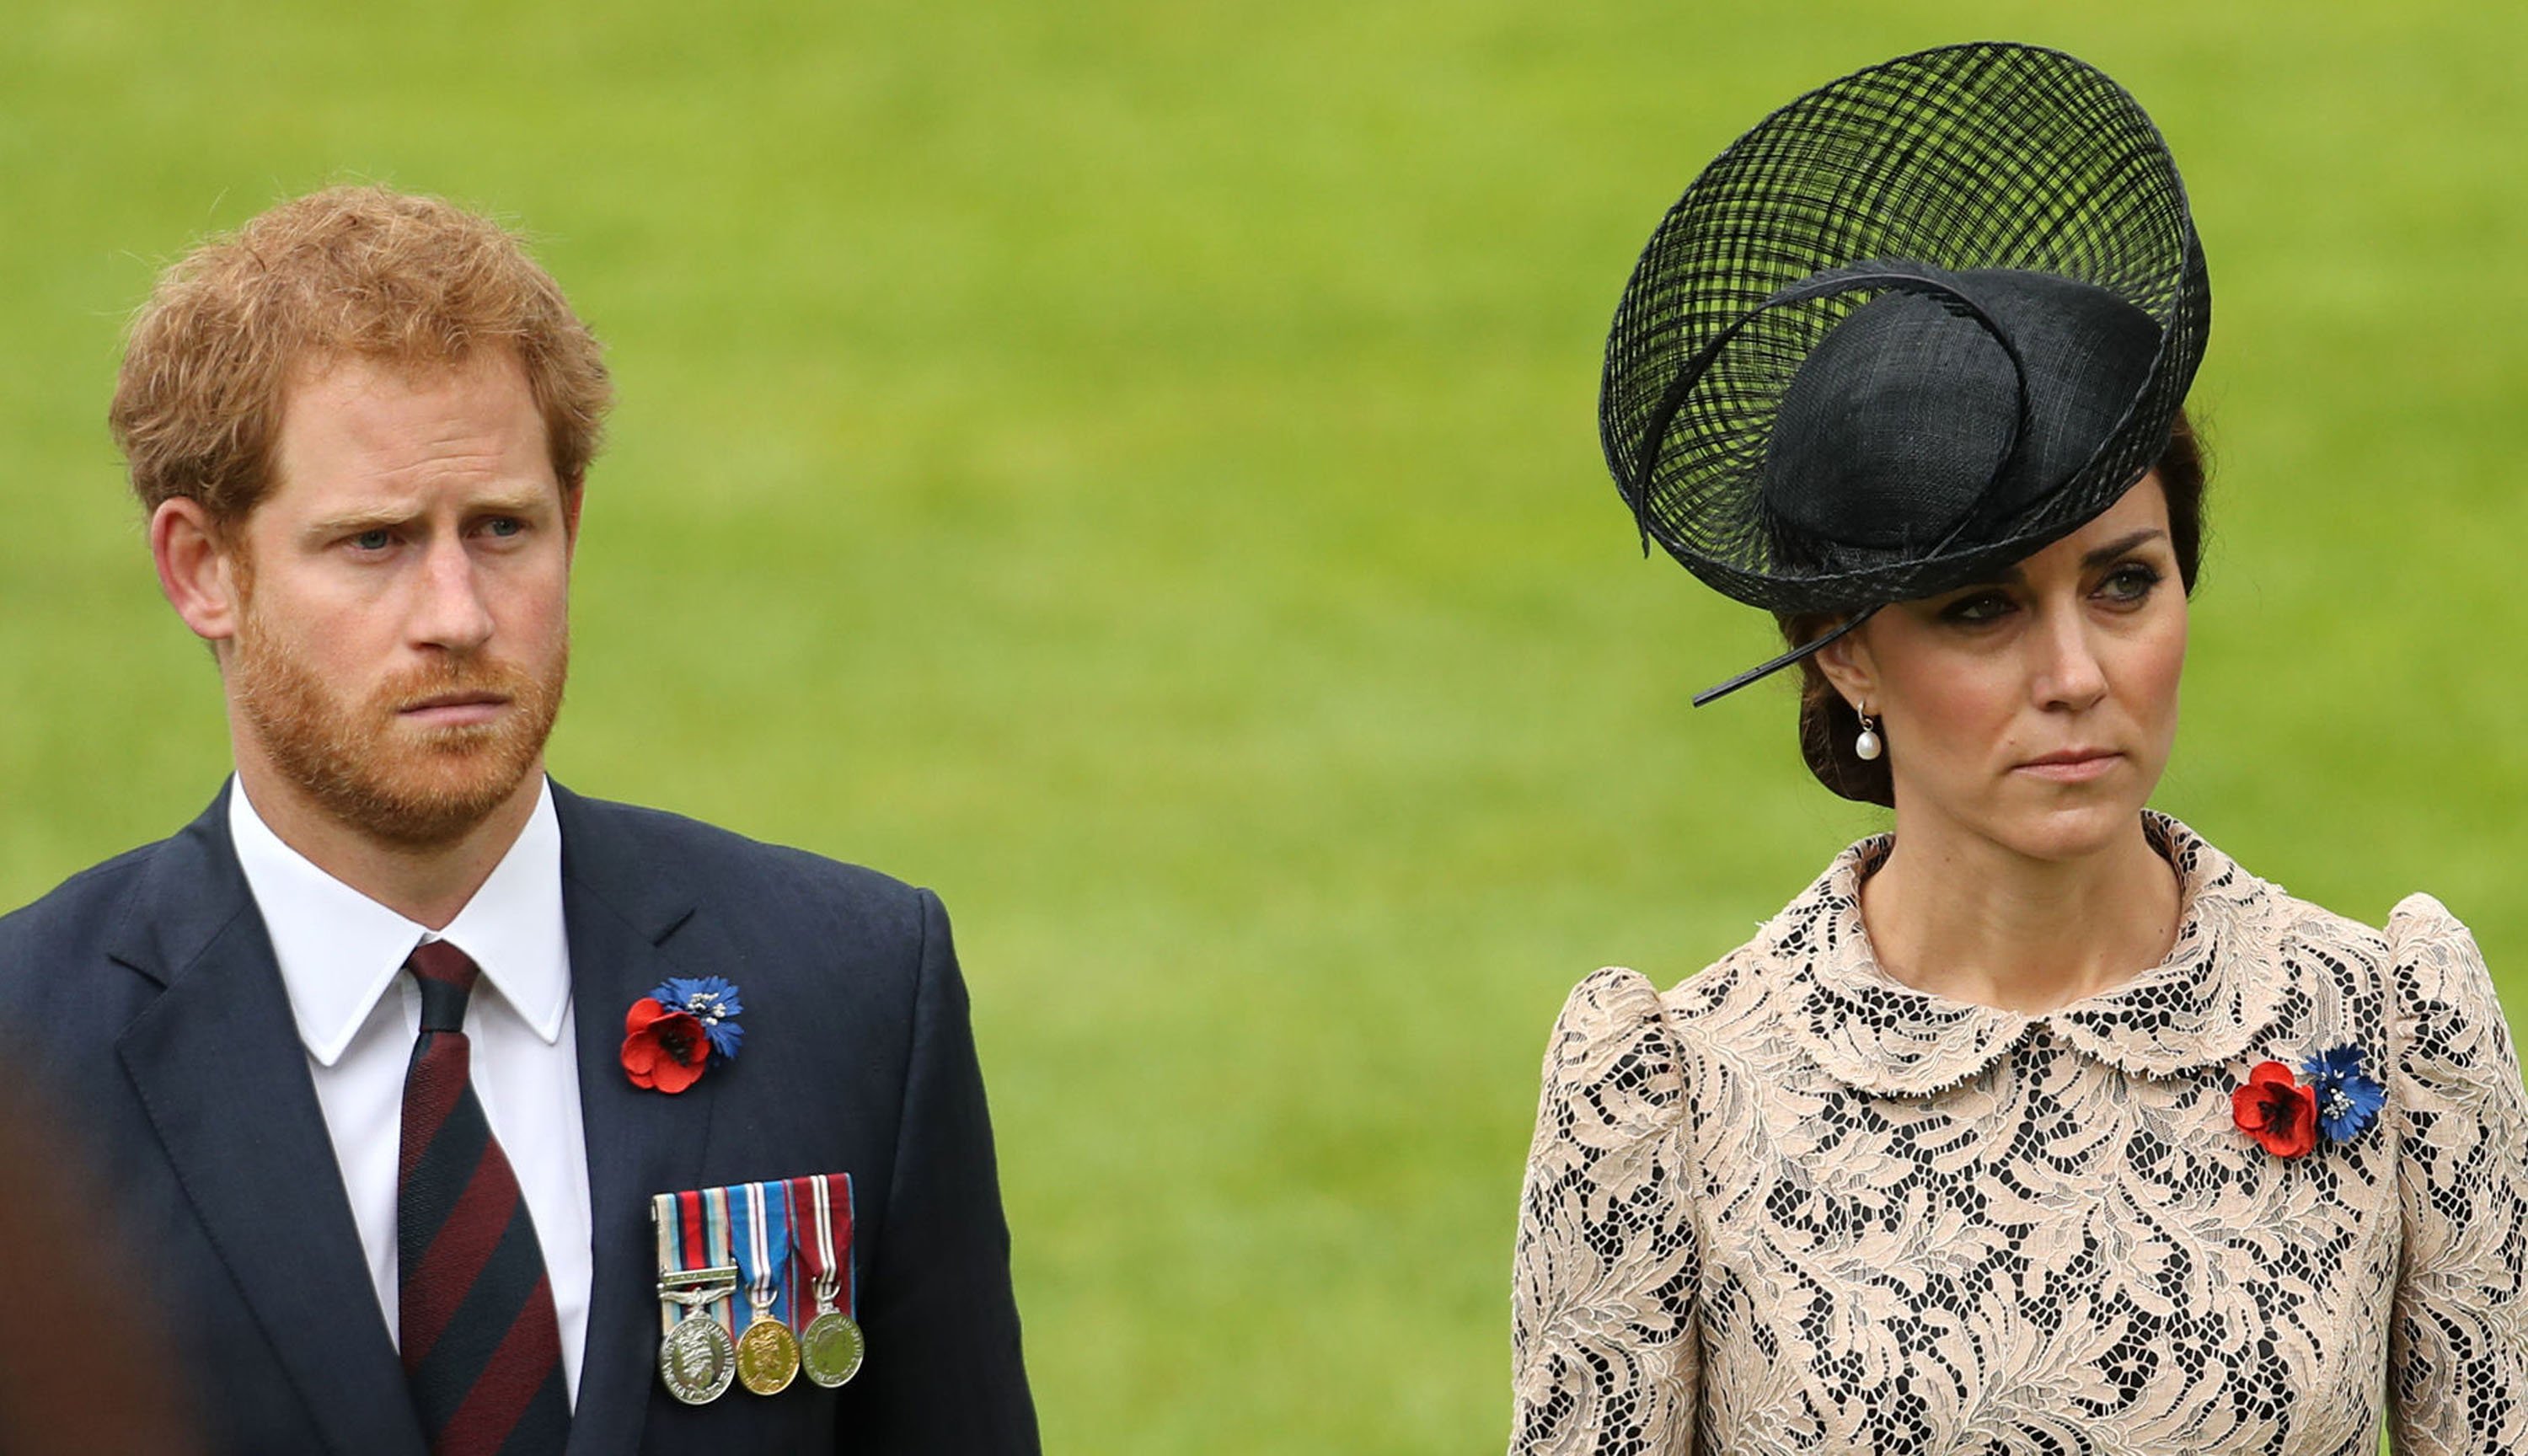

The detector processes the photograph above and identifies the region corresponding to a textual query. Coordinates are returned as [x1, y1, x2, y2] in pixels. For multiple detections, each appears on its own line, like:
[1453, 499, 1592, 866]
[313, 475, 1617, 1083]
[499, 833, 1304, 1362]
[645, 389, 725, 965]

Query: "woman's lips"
[2015, 751, 2122, 783]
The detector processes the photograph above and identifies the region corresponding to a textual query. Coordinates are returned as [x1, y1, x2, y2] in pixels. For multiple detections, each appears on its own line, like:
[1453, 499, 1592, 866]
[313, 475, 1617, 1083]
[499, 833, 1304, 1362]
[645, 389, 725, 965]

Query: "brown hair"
[110, 185, 612, 530]
[1776, 409, 2208, 806]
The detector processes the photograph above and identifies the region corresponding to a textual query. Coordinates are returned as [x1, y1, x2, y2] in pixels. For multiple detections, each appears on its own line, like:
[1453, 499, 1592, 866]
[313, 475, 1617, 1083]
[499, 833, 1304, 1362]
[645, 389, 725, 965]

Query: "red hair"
[110, 185, 612, 528]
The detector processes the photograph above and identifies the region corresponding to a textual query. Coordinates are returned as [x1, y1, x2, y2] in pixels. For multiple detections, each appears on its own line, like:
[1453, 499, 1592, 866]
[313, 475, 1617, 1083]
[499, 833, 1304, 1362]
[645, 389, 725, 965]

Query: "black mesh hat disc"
[1598, 42, 2210, 702]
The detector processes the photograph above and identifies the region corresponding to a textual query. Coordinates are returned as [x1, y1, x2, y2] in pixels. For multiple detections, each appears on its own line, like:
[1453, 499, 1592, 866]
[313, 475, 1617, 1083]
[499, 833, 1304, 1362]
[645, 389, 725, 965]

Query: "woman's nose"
[2030, 608, 2108, 710]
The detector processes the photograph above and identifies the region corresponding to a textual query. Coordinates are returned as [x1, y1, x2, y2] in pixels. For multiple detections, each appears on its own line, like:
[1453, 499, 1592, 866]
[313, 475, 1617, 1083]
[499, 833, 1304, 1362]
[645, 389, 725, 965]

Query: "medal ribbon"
[651, 1186, 742, 1336]
[732, 1180, 793, 1329]
[702, 1186, 736, 1334]
[651, 1191, 679, 1341]
[785, 1173, 857, 1320]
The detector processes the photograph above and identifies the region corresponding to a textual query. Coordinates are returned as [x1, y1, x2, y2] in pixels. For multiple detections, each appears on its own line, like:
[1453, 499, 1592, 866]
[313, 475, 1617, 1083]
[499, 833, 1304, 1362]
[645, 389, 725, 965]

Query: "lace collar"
[1765, 812, 2284, 1097]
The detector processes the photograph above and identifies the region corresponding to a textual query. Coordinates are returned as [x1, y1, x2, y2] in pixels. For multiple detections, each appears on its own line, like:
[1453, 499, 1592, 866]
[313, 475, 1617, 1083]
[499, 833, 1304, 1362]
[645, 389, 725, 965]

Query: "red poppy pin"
[2231, 1045, 2384, 1159]
[622, 977, 745, 1094]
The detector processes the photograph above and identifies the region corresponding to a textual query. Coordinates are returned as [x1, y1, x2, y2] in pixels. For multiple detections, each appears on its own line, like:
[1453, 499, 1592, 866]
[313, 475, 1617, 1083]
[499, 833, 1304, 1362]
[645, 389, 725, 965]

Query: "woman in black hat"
[1509, 43, 2528, 1454]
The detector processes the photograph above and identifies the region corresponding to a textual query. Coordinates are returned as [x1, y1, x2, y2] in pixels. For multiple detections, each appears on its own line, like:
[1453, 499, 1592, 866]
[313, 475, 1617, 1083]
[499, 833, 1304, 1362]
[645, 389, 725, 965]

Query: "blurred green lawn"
[4, 3, 2523, 1450]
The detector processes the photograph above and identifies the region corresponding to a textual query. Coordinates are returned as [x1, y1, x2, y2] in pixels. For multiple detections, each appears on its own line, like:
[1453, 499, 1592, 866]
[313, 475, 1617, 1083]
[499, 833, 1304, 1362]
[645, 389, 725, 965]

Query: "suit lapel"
[110, 789, 427, 1456]
[555, 785, 715, 1456]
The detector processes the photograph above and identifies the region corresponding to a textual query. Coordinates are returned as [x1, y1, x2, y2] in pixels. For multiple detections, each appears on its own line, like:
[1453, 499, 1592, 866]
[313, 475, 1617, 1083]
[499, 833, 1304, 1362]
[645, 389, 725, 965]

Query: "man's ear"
[1812, 619, 1878, 712]
[151, 498, 244, 646]
[560, 480, 585, 555]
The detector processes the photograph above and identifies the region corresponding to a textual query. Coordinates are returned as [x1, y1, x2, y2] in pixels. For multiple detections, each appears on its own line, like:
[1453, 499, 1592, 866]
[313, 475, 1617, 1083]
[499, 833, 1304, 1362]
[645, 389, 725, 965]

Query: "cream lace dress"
[1509, 815, 2528, 1455]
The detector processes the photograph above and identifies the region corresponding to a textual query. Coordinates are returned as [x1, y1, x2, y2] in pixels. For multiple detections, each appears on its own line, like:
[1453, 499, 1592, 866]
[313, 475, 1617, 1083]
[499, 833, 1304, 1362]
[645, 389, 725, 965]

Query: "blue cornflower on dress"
[651, 976, 746, 1061]
[2300, 1044, 2386, 1143]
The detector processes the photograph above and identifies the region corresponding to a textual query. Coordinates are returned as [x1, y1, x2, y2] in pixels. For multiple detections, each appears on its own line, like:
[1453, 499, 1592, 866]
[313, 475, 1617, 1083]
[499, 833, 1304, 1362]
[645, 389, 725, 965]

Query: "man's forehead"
[264, 349, 557, 511]
[279, 346, 535, 418]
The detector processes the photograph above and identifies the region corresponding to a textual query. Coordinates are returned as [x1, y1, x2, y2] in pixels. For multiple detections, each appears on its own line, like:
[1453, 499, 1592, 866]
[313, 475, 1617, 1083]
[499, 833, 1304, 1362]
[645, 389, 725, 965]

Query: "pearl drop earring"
[1854, 704, 1883, 762]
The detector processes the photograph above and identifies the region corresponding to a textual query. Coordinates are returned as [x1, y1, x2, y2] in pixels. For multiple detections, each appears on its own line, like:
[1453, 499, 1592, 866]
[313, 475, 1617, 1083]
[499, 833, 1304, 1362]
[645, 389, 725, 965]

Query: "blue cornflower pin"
[2300, 1044, 2386, 1143]
[651, 976, 746, 1061]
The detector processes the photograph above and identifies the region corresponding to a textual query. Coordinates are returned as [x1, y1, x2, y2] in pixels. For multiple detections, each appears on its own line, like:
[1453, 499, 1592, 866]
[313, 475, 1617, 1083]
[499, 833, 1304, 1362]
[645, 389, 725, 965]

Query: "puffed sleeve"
[2386, 894, 2528, 1455]
[1509, 967, 1699, 1456]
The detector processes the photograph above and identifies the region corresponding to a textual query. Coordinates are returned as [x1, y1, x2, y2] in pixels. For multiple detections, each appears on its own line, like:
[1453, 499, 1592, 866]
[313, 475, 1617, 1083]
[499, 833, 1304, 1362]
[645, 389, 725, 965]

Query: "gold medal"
[736, 1312, 802, 1395]
[729, 1180, 802, 1397]
[799, 1309, 865, 1387]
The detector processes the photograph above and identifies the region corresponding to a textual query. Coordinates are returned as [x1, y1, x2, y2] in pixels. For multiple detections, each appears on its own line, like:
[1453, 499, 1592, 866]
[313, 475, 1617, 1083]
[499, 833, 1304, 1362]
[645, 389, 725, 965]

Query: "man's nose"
[410, 538, 495, 653]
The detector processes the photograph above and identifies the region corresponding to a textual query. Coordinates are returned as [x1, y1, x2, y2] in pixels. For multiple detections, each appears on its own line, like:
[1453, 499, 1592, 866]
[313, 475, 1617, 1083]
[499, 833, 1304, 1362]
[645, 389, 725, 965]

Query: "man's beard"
[229, 605, 567, 851]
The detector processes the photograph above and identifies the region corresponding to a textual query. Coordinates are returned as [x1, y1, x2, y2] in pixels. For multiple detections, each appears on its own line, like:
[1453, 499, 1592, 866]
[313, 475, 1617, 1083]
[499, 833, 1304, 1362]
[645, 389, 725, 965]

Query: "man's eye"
[352, 528, 394, 551]
[485, 517, 524, 538]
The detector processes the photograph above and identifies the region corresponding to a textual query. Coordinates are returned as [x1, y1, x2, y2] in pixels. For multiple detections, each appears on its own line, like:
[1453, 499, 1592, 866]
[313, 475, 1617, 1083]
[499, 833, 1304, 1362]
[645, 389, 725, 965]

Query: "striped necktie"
[398, 939, 570, 1454]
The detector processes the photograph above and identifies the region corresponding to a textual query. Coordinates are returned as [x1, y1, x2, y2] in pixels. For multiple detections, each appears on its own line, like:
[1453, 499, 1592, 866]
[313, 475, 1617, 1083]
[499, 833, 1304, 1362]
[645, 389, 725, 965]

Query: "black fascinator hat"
[1600, 42, 2209, 704]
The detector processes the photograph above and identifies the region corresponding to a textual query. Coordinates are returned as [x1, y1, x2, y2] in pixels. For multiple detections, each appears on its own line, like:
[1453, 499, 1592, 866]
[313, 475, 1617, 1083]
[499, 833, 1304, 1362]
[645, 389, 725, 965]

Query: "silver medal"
[654, 1261, 742, 1406]
[660, 1313, 737, 1405]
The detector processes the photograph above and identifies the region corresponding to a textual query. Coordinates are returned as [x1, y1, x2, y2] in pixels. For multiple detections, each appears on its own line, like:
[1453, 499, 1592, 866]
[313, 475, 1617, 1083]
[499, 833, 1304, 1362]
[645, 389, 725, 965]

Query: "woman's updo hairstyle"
[1776, 409, 2207, 806]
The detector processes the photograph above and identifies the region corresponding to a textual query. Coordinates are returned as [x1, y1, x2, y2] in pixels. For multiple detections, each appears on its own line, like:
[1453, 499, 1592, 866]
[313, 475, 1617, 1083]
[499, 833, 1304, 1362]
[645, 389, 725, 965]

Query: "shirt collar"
[1772, 811, 2283, 1097]
[228, 776, 570, 1066]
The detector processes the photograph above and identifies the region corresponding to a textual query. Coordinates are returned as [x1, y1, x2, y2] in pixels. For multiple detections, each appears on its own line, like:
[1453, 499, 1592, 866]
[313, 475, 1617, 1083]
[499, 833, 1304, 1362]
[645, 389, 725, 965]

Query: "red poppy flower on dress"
[2231, 1060, 2318, 1158]
[622, 997, 710, 1094]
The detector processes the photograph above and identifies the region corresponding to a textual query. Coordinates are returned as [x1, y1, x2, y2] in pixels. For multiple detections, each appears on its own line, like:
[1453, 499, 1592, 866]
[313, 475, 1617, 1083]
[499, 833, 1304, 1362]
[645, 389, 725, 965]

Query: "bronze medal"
[789, 1173, 865, 1387]
[798, 1310, 865, 1388]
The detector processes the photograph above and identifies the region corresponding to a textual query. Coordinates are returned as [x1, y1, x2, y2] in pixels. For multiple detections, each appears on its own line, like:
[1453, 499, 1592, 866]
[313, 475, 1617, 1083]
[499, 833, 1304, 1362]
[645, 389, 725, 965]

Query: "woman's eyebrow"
[1952, 528, 2168, 593]
[2081, 528, 2166, 568]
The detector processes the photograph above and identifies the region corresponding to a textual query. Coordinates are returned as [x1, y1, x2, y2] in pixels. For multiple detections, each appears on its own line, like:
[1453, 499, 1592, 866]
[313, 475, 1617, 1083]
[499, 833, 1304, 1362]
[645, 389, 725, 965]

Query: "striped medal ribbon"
[732, 1182, 801, 1394]
[651, 1187, 740, 1405]
[789, 1174, 865, 1387]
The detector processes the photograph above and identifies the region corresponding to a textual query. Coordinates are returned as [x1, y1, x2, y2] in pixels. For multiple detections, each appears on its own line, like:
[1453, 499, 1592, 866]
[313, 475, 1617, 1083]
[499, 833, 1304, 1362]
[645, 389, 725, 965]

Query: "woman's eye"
[1942, 591, 2014, 624]
[2099, 563, 2161, 602]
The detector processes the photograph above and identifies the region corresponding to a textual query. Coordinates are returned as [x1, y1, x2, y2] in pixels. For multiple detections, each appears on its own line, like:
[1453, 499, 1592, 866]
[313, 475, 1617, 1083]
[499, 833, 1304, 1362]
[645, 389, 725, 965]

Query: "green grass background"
[4, 3, 2522, 1450]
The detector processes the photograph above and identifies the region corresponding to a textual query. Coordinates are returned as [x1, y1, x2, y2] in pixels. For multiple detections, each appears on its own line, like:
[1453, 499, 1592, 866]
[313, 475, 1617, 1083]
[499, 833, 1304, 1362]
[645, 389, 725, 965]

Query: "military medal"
[652, 1189, 742, 1405]
[652, 1171, 862, 1398]
[659, 1274, 738, 1405]
[788, 1172, 865, 1387]
[732, 1180, 801, 1395]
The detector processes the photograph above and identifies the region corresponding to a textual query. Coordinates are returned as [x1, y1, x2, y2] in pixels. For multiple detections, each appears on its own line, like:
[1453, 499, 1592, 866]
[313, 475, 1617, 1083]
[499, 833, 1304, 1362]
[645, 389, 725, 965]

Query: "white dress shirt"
[229, 776, 592, 1405]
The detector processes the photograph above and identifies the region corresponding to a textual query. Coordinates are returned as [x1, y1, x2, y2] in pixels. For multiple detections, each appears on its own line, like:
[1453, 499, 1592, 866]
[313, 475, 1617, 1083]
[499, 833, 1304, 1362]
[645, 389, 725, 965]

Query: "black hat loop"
[1627, 262, 2039, 563]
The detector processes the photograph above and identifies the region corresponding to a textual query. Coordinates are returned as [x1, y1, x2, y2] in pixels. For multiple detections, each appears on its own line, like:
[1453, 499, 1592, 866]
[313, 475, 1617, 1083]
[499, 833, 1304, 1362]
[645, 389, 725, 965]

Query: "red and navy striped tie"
[398, 940, 570, 1455]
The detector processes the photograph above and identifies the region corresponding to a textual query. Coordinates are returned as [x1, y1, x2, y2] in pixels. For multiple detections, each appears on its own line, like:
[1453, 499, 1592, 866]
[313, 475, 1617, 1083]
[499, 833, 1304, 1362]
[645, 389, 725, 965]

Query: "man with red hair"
[0, 187, 1038, 1455]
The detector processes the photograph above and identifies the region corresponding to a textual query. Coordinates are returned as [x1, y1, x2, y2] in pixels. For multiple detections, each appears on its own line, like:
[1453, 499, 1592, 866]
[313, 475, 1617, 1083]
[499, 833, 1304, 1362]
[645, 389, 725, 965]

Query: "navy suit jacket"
[0, 784, 1039, 1455]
